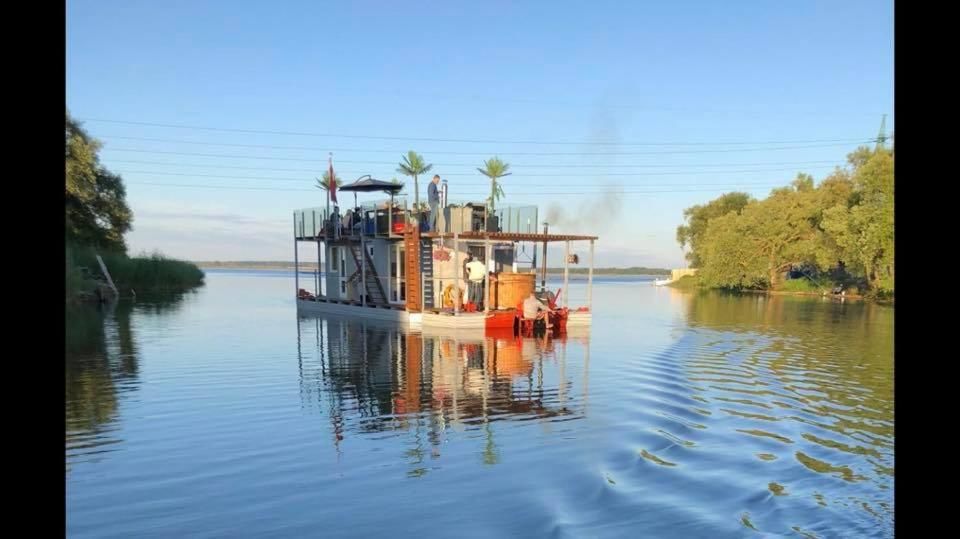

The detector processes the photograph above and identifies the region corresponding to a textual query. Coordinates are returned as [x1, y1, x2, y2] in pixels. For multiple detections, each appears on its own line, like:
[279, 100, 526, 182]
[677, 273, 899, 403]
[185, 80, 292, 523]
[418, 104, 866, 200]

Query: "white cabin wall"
[324, 239, 400, 303]
[325, 244, 359, 301]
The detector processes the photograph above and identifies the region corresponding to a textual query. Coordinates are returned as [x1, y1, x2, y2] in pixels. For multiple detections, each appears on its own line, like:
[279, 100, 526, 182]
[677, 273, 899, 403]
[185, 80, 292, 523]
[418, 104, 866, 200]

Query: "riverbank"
[667, 274, 892, 303]
[67, 246, 205, 303]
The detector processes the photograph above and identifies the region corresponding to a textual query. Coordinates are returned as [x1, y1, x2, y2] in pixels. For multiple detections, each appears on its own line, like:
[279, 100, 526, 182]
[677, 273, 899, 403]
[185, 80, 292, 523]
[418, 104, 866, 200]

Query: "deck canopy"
[339, 175, 404, 194]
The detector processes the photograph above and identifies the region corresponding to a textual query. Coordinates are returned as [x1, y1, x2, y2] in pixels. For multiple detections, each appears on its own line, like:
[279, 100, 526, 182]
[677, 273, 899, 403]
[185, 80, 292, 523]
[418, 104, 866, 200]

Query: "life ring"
[442, 283, 463, 308]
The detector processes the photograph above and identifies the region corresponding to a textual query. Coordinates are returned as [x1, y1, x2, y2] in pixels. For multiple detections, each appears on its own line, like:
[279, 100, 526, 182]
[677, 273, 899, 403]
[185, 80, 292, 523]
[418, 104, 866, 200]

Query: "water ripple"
[66, 274, 893, 538]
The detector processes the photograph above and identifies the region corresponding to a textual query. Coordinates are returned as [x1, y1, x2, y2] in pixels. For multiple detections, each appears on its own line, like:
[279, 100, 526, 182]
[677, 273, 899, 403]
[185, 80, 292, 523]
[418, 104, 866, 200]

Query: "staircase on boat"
[404, 226, 422, 311]
[346, 243, 387, 305]
[419, 238, 434, 309]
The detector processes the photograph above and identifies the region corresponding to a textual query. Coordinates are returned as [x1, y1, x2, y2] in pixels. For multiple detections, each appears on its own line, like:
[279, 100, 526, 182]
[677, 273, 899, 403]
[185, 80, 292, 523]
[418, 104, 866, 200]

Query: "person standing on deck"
[428, 175, 441, 232]
[466, 255, 486, 307]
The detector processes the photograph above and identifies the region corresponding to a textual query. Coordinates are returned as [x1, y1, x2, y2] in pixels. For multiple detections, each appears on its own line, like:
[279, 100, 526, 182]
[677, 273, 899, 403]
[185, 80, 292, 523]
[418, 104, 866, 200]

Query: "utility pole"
[875, 114, 888, 151]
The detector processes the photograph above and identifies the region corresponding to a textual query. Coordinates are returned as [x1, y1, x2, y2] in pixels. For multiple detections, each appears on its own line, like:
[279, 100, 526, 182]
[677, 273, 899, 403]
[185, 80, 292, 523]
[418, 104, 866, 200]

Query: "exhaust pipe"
[541, 222, 549, 290]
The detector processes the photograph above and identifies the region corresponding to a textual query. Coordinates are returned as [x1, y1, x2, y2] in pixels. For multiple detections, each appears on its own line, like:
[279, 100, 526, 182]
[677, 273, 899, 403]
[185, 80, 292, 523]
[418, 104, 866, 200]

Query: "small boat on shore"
[653, 278, 671, 286]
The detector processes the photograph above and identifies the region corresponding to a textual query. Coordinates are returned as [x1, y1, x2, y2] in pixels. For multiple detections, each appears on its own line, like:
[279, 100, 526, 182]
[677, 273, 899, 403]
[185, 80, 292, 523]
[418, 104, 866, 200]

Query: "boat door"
[390, 243, 406, 304]
[329, 246, 348, 299]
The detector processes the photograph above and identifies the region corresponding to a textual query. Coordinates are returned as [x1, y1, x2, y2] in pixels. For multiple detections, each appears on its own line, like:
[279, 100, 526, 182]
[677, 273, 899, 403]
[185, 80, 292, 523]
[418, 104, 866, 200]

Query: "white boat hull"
[297, 299, 593, 331]
[297, 299, 411, 322]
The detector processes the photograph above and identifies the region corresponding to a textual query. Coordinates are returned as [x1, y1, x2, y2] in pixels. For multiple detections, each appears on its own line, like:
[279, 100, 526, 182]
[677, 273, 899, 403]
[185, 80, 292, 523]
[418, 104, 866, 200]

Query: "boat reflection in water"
[296, 315, 591, 471]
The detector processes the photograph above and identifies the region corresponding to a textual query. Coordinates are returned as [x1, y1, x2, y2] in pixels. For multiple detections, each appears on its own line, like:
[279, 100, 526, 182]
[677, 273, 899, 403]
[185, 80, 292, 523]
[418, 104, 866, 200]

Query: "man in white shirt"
[466, 256, 487, 307]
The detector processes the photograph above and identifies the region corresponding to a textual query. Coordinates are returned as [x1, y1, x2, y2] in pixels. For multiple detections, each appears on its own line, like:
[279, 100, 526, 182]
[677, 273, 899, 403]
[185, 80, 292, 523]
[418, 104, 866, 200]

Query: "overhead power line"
[113, 166, 835, 182]
[95, 134, 874, 157]
[103, 141, 870, 163]
[106, 158, 840, 173]
[125, 180, 787, 195]
[95, 135, 872, 157]
[81, 117, 876, 147]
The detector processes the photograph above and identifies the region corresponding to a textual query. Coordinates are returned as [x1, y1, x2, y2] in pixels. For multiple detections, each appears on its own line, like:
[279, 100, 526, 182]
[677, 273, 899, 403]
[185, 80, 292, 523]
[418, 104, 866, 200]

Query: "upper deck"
[294, 199, 592, 243]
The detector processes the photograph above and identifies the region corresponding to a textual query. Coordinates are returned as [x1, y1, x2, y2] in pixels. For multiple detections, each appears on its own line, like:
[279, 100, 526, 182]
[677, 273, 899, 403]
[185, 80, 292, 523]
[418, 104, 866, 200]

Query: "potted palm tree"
[477, 157, 511, 231]
[315, 169, 341, 232]
[315, 169, 341, 193]
[396, 151, 433, 228]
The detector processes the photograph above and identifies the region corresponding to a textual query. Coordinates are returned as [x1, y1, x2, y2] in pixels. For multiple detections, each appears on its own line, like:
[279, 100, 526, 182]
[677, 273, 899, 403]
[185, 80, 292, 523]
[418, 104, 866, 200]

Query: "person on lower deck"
[523, 291, 553, 329]
[466, 255, 486, 307]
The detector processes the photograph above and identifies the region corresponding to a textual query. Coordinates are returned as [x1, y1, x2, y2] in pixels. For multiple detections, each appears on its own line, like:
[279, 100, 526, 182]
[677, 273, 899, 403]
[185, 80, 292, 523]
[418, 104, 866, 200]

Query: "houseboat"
[292, 176, 596, 333]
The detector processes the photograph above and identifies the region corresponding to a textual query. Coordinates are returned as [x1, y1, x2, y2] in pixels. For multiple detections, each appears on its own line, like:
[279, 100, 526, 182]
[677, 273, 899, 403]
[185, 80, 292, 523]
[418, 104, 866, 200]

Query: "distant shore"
[196, 261, 671, 276]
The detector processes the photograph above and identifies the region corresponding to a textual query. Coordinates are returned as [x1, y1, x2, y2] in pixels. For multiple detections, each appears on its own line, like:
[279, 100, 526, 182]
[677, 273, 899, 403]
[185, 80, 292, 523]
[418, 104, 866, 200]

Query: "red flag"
[329, 156, 338, 204]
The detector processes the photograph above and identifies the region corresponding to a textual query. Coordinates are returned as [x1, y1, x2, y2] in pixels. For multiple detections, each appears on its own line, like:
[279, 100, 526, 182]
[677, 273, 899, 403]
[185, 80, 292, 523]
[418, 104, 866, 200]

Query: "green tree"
[676, 192, 752, 267]
[820, 148, 894, 294]
[476, 157, 511, 228]
[65, 111, 132, 252]
[677, 145, 893, 296]
[697, 209, 767, 289]
[809, 168, 855, 271]
[396, 151, 433, 221]
[699, 177, 821, 289]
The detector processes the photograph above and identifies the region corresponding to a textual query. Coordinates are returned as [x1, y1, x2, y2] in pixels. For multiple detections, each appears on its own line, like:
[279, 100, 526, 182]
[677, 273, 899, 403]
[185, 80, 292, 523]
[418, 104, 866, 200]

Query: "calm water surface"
[66, 270, 893, 538]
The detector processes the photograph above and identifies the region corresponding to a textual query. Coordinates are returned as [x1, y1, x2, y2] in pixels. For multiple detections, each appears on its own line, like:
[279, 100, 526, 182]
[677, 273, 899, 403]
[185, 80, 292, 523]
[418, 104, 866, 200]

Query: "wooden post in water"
[95, 254, 118, 297]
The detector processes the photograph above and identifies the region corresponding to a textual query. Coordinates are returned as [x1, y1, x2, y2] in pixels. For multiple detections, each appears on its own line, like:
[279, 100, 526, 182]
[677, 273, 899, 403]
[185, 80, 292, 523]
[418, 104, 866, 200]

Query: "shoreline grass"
[67, 245, 205, 302]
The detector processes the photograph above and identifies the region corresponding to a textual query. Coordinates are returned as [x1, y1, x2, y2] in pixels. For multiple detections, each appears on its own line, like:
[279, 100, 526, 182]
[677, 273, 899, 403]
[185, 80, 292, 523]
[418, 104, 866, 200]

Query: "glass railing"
[346, 198, 410, 237]
[422, 201, 540, 234]
[297, 201, 540, 238]
[293, 207, 328, 238]
[298, 197, 415, 239]
[494, 205, 539, 234]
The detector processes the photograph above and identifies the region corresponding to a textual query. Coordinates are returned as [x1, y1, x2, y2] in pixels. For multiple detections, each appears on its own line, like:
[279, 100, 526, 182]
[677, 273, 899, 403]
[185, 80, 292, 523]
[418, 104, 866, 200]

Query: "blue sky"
[66, 0, 893, 267]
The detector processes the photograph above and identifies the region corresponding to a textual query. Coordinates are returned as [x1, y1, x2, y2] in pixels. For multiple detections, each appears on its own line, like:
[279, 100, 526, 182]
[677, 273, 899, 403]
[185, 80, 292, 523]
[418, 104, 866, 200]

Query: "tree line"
[66, 111, 132, 252]
[676, 145, 893, 297]
[66, 110, 203, 300]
